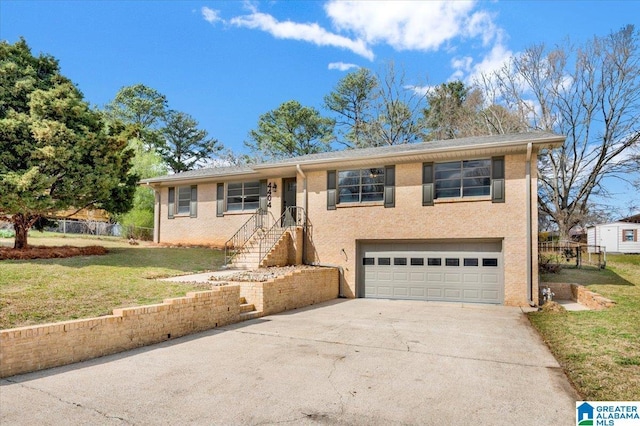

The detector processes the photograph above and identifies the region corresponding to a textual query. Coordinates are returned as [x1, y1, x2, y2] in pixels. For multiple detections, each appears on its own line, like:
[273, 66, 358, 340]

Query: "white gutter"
[526, 142, 534, 305]
[296, 164, 308, 263]
[147, 182, 161, 244]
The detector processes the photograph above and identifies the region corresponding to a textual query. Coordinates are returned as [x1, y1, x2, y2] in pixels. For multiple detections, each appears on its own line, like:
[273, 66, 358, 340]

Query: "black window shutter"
[327, 170, 337, 210]
[190, 185, 197, 218]
[422, 163, 434, 206]
[491, 157, 505, 203]
[168, 187, 175, 219]
[216, 183, 224, 217]
[259, 180, 268, 212]
[384, 165, 395, 208]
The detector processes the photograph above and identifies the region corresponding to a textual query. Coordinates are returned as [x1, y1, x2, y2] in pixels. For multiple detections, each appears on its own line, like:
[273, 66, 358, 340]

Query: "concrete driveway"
[0, 299, 579, 425]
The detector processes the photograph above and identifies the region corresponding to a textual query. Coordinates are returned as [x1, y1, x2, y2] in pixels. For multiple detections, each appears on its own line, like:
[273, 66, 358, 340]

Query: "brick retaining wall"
[541, 282, 616, 310]
[238, 267, 339, 315]
[0, 267, 339, 378]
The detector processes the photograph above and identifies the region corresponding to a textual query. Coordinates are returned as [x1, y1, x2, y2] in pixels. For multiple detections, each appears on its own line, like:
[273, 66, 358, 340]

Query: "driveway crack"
[233, 329, 554, 369]
[3, 379, 131, 423]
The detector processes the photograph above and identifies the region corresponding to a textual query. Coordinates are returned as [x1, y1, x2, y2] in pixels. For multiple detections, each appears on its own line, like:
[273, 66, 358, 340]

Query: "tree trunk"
[13, 214, 31, 249]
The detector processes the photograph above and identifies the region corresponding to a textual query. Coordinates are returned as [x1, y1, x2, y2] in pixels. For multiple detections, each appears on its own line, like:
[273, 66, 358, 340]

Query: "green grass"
[530, 254, 640, 401]
[0, 234, 224, 329]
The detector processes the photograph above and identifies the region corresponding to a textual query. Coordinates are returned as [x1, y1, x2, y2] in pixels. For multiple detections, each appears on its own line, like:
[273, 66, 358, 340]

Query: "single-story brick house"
[142, 132, 565, 306]
[587, 214, 640, 253]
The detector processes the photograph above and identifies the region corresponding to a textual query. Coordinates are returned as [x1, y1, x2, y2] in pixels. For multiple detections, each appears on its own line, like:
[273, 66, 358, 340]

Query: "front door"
[282, 178, 297, 226]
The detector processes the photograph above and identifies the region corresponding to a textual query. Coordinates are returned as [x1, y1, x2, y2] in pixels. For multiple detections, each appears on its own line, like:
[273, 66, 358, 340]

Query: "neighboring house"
[142, 132, 565, 306]
[587, 214, 640, 254]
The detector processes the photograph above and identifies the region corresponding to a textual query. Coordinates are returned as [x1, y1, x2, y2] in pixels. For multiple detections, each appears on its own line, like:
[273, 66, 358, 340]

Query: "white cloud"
[201, 7, 222, 24]
[324, 0, 479, 52]
[451, 39, 512, 84]
[229, 11, 374, 60]
[328, 62, 359, 71]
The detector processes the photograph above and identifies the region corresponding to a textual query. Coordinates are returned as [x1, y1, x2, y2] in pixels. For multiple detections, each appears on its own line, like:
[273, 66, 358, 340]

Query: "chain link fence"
[44, 219, 153, 241]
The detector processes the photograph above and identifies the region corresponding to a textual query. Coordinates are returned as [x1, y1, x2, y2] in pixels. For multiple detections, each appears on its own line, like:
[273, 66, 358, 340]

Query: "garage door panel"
[362, 241, 504, 304]
[463, 273, 479, 283]
[481, 273, 499, 284]
[377, 272, 393, 281]
[409, 287, 426, 297]
[393, 286, 409, 297]
[410, 272, 425, 282]
[376, 286, 393, 296]
[444, 273, 461, 283]
[393, 272, 408, 281]
[463, 289, 480, 300]
[481, 290, 499, 300]
[444, 288, 462, 299]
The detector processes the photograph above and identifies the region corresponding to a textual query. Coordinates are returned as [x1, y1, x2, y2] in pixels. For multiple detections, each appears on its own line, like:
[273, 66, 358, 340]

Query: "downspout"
[296, 164, 344, 298]
[296, 164, 308, 265]
[147, 182, 161, 244]
[526, 142, 534, 306]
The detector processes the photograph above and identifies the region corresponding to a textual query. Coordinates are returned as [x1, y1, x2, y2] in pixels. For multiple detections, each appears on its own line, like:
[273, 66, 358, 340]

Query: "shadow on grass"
[540, 265, 635, 287]
[1, 246, 226, 274]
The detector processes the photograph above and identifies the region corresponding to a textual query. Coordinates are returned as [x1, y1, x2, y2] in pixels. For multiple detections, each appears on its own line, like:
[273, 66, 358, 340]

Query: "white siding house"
[587, 214, 640, 253]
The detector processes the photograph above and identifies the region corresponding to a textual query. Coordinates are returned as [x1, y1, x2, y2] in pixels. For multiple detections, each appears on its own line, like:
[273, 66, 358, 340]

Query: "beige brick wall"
[262, 228, 303, 267]
[238, 267, 338, 315]
[303, 154, 537, 306]
[157, 179, 287, 247]
[0, 286, 241, 378]
[154, 154, 539, 306]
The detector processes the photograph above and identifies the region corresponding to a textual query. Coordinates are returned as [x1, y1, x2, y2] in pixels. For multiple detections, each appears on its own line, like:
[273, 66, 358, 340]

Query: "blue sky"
[1, 0, 638, 213]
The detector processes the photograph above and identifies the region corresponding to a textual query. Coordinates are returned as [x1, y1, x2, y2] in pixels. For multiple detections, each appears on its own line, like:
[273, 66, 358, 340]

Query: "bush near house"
[530, 254, 640, 401]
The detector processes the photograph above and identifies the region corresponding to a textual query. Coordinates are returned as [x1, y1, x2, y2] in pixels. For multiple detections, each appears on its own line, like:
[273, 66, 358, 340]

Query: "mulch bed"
[0, 245, 108, 260]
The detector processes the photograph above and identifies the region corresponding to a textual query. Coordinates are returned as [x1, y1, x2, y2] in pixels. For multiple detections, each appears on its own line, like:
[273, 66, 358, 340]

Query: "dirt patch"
[0, 245, 108, 260]
[210, 265, 320, 282]
[539, 301, 567, 313]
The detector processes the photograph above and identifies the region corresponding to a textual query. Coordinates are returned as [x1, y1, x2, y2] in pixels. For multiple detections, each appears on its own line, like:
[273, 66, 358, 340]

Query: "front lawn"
[529, 254, 640, 401]
[0, 234, 224, 329]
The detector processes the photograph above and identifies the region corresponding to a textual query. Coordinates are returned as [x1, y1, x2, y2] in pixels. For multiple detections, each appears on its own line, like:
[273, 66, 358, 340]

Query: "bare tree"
[325, 62, 427, 148]
[482, 25, 640, 239]
[365, 62, 427, 146]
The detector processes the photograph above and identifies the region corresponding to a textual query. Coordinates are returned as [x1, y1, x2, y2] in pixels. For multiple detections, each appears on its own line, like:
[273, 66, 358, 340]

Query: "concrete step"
[239, 303, 255, 314]
[239, 310, 261, 321]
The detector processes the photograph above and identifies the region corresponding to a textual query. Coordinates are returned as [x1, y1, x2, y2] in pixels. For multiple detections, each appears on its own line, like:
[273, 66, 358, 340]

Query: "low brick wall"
[0, 267, 339, 378]
[0, 286, 241, 378]
[541, 282, 615, 310]
[238, 267, 339, 316]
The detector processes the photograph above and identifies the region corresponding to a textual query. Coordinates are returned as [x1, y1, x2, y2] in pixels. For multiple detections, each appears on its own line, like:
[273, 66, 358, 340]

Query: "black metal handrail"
[224, 209, 272, 265]
[258, 206, 305, 265]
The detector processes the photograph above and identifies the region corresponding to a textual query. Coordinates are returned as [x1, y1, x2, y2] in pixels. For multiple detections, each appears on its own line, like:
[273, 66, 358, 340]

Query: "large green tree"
[323, 68, 378, 148]
[159, 110, 222, 173]
[0, 39, 137, 248]
[246, 100, 334, 160]
[105, 83, 167, 150]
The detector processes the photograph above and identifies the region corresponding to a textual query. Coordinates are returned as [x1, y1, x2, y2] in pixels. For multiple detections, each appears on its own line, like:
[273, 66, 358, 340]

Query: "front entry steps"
[239, 297, 260, 321]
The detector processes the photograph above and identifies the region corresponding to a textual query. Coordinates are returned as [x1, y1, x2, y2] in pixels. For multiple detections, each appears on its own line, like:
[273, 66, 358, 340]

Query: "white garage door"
[361, 241, 503, 304]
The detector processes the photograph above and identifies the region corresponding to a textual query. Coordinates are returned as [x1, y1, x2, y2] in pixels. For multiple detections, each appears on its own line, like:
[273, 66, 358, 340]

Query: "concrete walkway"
[0, 299, 579, 425]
